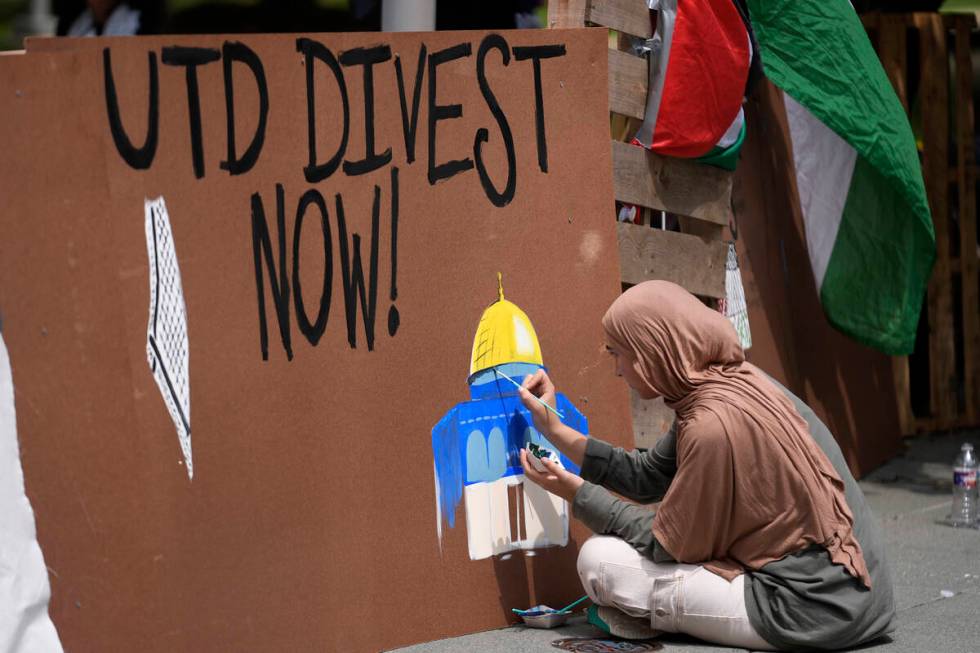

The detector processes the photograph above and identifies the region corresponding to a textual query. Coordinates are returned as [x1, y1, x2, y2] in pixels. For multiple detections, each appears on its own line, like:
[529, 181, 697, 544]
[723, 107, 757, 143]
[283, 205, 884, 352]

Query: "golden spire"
[469, 274, 544, 377]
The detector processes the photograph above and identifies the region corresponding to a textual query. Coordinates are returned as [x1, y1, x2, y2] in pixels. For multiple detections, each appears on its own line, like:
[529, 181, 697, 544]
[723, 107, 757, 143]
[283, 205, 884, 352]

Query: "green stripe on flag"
[747, 0, 935, 354]
[822, 156, 935, 354]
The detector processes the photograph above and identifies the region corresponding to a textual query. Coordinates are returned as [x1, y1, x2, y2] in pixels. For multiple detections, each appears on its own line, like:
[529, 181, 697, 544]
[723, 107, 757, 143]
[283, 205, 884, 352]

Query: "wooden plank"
[955, 15, 979, 424]
[617, 222, 727, 298]
[612, 140, 732, 225]
[878, 14, 909, 111]
[679, 216, 726, 240]
[547, 0, 588, 28]
[949, 164, 976, 182]
[609, 48, 647, 120]
[917, 13, 957, 421]
[910, 412, 979, 434]
[586, 0, 652, 39]
[912, 417, 940, 434]
[892, 356, 915, 435]
[880, 15, 913, 432]
[861, 12, 882, 30]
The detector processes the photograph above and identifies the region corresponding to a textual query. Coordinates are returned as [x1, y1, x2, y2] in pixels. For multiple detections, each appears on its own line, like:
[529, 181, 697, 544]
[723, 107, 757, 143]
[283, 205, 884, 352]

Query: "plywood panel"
[0, 30, 631, 652]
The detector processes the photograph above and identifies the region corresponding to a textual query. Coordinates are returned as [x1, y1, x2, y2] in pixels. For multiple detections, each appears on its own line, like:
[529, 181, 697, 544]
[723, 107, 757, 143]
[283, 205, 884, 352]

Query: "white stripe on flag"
[717, 107, 744, 149]
[783, 94, 858, 290]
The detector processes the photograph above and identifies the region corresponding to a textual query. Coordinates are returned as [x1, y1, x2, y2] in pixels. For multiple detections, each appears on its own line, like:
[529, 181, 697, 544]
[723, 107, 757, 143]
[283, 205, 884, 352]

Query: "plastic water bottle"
[951, 443, 978, 527]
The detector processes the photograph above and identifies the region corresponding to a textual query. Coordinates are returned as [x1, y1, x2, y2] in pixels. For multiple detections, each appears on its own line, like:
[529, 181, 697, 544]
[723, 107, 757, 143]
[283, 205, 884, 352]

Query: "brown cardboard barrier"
[0, 29, 631, 651]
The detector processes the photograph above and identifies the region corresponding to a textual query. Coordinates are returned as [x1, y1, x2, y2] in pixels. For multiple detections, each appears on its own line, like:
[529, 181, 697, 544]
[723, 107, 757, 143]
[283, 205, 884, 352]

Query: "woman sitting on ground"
[517, 281, 895, 651]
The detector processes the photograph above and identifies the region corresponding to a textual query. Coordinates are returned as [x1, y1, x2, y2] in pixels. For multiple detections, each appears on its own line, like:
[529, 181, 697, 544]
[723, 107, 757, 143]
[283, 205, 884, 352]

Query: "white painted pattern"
[433, 461, 443, 553]
[461, 425, 569, 560]
[462, 476, 568, 560]
[459, 412, 508, 425]
[144, 197, 193, 479]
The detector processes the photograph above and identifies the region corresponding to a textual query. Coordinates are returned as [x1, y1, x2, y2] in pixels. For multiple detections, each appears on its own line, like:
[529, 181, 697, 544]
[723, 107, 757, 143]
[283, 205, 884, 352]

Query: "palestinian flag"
[746, 0, 934, 355]
[634, 0, 751, 165]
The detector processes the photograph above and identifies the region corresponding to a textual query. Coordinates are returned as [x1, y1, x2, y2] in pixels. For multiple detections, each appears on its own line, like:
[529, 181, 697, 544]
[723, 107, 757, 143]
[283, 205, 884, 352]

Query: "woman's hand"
[517, 369, 589, 467]
[520, 448, 584, 503]
[519, 369, 561, 437]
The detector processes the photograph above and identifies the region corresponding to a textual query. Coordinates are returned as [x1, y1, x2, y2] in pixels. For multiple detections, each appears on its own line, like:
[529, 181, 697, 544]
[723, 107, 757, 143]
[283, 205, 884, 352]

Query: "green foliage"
[0, 0, 28, 51]
[938, 0, 980, 11]
[168, 0, 258, 12]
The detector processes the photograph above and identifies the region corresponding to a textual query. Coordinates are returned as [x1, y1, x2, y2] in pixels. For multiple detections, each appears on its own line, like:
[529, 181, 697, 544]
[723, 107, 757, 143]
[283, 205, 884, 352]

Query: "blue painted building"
[432, 278, 589, 559]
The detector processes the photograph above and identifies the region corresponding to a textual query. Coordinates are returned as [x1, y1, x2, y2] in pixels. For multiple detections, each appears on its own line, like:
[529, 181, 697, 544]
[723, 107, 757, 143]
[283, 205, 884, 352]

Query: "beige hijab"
[602, 281, 870, 588]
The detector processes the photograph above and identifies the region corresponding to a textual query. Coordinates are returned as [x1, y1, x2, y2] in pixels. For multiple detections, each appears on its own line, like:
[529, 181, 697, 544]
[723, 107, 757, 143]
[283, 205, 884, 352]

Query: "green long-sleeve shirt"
[571, 379, 895, 651]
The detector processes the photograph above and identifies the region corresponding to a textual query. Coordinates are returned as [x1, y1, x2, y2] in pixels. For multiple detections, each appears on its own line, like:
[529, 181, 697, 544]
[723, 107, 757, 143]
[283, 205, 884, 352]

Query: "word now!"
[250, 169, 401, 360]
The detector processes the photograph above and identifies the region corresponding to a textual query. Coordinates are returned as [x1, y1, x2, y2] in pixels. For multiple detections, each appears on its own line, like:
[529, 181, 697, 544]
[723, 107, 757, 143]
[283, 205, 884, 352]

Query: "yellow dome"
[469, 273, 544, 377]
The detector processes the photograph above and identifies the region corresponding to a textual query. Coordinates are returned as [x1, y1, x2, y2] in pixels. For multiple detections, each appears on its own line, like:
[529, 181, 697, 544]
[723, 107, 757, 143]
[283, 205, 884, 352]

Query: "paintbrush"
[511, 595, 589, 616]
[493, 369, 565, 420]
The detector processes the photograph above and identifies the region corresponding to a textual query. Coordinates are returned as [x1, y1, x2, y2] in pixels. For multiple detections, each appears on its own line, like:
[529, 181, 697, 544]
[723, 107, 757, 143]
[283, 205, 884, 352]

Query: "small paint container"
[518, 605, 572, 629]
[526, 443, 562, 473]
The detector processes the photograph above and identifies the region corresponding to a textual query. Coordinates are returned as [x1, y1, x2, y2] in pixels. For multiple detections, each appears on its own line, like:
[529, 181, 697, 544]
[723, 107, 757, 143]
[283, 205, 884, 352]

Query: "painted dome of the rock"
[469, 274, 543, 377]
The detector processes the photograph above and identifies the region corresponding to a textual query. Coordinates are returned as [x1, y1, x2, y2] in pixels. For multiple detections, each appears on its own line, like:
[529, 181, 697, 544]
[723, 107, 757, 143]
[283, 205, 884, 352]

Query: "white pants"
[577, 536, 776, 651]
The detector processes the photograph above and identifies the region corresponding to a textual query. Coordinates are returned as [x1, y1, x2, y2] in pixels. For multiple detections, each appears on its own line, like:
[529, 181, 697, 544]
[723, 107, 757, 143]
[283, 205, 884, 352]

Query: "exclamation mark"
[387, 166, 400, 336]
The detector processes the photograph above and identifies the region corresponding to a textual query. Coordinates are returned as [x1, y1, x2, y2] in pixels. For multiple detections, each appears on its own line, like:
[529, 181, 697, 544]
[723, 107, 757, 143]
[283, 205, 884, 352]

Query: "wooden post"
[916, 13, 957, 424]
[955, 15, 979, 424]
[875, 14, 916, 435]
[548, 0, 587, 28]
[878, 14, 909, 112]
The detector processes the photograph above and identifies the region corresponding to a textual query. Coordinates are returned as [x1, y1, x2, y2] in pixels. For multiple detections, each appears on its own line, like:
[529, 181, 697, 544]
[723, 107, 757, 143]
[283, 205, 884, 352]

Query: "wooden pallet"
[549, 0, 735, 447]
[864, 13, 979, 433]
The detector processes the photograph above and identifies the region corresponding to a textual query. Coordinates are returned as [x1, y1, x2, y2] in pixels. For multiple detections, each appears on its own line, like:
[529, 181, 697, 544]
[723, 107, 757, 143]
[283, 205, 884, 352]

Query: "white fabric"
[716, 107, 745, 149]
[724, 242, 752, 350]
[66, 4, 140, 36]
[783, 93, 858, 291]
[715, 34, 750, 150]
[0, 334, 64, 653]
[577, 536, 775, 651]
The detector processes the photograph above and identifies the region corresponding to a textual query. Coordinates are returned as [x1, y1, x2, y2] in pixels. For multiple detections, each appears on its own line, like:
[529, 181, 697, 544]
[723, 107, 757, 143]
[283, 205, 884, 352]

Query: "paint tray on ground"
[551, 638, 662, 652]
[516, 605, 572, 629]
